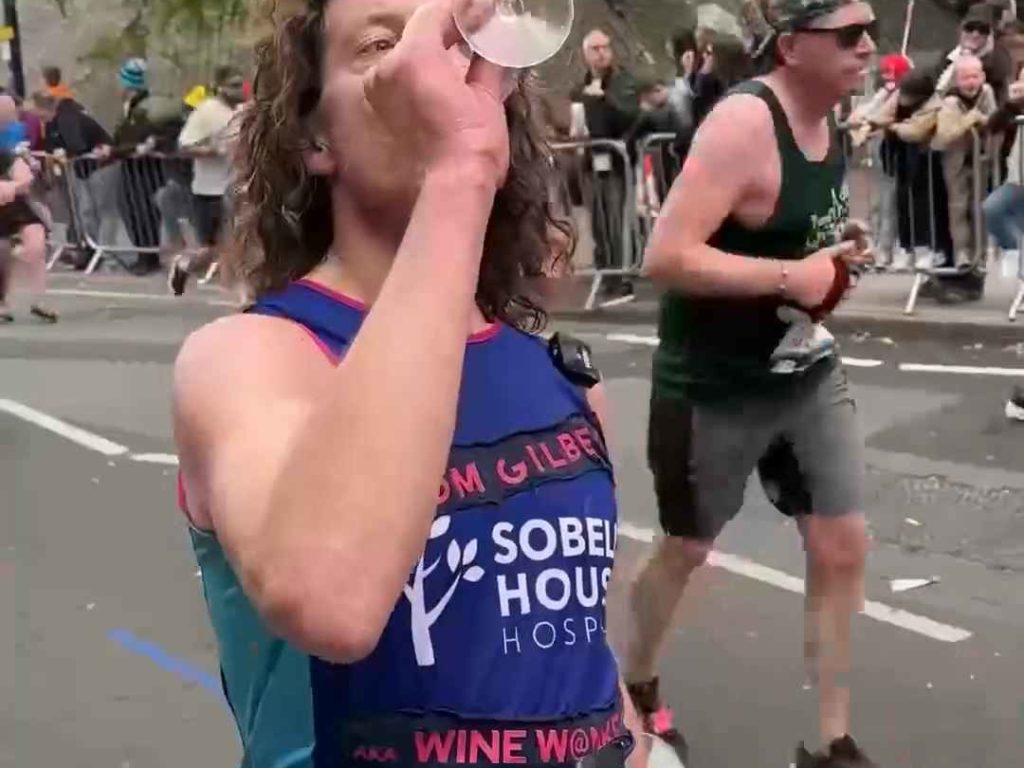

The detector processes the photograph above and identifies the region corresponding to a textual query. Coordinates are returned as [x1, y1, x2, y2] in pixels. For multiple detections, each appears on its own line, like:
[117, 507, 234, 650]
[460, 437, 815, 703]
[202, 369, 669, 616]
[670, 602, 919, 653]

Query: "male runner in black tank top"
[624, 2, 879, 766]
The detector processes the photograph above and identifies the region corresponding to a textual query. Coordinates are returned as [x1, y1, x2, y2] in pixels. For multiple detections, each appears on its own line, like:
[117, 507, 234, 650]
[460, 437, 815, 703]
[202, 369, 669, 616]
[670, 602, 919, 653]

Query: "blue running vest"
[186, 279, 624, 768]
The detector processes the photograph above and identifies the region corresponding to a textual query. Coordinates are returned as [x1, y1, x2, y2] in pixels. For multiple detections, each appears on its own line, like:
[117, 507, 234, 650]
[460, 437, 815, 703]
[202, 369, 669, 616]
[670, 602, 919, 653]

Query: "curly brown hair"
[229, 0, 575, 332]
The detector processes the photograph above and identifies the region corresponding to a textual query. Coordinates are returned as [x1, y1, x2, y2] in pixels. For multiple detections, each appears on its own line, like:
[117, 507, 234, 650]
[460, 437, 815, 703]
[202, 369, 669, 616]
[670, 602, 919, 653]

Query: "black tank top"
[653, 80, 850, 402]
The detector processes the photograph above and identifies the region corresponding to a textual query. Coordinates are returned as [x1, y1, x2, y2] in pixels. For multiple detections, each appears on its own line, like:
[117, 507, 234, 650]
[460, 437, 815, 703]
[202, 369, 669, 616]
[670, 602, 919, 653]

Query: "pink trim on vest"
[294, 277, 367, 311]
[295, 277, 501, 345]
[467, 321, 501, 344]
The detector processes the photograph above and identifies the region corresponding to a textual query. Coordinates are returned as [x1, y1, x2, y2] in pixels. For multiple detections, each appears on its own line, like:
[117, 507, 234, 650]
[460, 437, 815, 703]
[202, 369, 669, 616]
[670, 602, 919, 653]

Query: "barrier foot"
[1010, 280, 1023, 322]
[84, 249, 106, 276]
[584, 274, 603, 311]
[904, 273, 925, 315]
[200, 261, 219, 285]
[45, 246, 65, 272]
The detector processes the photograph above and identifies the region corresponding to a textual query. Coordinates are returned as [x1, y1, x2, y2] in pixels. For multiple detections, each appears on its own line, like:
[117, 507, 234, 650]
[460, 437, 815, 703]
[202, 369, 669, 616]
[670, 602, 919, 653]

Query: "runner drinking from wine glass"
[172, 1, 646, 766]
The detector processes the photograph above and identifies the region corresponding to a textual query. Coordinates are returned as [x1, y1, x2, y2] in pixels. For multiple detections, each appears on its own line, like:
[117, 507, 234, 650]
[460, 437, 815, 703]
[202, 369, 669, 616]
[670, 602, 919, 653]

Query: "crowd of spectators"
[847, 0, 1024, 302]
[2, 59, 244, 287]
[562, 0, 1024, 307]
[3, 1, 1024, 312]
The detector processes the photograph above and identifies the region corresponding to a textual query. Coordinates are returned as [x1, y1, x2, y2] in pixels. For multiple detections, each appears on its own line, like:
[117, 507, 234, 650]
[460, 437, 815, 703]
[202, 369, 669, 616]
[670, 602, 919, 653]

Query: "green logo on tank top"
[804, 184, 850, 252]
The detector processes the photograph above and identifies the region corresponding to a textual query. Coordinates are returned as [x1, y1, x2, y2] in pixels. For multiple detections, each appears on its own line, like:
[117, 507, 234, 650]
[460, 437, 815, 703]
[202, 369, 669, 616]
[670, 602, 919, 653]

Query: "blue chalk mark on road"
[108, 628, 222, 697]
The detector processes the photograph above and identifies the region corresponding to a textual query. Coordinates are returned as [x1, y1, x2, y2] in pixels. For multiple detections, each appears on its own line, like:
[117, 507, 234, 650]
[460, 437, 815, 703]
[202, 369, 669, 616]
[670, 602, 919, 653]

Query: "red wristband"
[803, 255, 851, 322]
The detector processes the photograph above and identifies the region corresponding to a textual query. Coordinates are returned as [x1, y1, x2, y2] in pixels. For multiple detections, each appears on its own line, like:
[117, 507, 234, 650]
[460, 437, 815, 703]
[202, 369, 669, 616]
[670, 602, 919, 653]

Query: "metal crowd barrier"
[599, 121, 1021, 322]
[549, 139, 640, 310]
[70, 152, 168, 274]
[840, 121, 1024, 320]
[898, 129, 991, 314]
[28, 150, 210, 278]
[635, 133, 681, 242]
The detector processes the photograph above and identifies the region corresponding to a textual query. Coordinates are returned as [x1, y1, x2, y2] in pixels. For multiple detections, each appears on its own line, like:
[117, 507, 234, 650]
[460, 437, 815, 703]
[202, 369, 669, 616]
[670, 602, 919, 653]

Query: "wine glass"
[630, 733, 687, 768]
[454, 0, 575, 69]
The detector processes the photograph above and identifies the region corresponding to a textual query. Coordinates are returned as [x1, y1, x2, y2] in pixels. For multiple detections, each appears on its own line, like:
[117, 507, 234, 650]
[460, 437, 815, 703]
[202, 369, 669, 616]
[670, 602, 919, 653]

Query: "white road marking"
[898, 363, 1024, 378]
[2, 398, 976, 645]
[48, 289, 179, 301]
[841, 357, 885, 368]
[606, 333, 884, 368]
[0, 399, 129, 457]
[47, 288, 235, 308]
[617, 522, 973, 644]
[606, 333, 658, 347]
[130, 453, 180, 466]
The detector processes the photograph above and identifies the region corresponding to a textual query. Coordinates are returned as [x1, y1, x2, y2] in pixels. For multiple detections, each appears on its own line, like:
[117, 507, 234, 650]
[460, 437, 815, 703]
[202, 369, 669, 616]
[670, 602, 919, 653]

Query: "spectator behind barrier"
[738, 0, 773, 57]
[879, 70, 955, 269]
[936, 4, 1014, 102]
[669, 34, 753, 163]
[33, 91, 111, 162]
[983, 108, 1024, 264]
[12, 93, 44, 152]
[168, 66, 245, 296]
[849, 53, 913, 140]
[573, 30, 640, 143]
[688, 35, 753, 134]
[111, 58, 183, 275]
[848, 54, 914, 266]
[571, 29, 640, 302]
[628, 80, 685, 216]
[152, 87, 203, 263]
[667, 28, 698, 136]
[41, 65, 74, 103]
[32, 91, 114, 271]
[627, 80, 687, 153]
[933, 55, 997, 273]
[985, 20, 1024, 169]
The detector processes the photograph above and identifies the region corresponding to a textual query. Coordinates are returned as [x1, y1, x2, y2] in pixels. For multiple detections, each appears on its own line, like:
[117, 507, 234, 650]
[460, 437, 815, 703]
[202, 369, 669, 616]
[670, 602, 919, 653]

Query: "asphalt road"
[2, 279, 1022, 768]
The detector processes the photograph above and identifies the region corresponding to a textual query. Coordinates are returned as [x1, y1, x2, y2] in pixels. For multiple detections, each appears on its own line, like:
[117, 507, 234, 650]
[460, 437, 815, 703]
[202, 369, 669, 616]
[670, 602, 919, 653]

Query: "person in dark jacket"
[880, 71, 955, 270]
[32, 92, 114, 270]
[674, 34, 755, 159]
[628, 80, 687, 213]
[571, 29, 640, 301]
[935, 4, 1014, 101]
[111, 58, 179, 275]
[35, 92, 111, 160]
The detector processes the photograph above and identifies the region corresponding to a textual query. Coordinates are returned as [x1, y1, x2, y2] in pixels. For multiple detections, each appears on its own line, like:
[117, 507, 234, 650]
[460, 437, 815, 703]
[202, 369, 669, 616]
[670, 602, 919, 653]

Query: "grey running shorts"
[647, 359, 865, 541]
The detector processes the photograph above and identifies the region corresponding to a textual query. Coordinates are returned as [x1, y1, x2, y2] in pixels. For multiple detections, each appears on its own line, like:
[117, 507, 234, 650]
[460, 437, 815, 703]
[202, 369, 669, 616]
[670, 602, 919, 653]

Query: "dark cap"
[962, 4, 995, 27]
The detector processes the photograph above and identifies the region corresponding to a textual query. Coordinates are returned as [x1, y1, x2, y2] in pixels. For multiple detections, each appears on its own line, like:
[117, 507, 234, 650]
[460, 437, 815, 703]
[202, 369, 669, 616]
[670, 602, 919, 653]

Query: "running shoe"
[625, 678, 689, 764]
[169, 255, 190, 297]
[794, 734, 877, 768]
[30, 304, 59, 324]
[1007, 387, 1024, 422]
[0, 304, 12, 323]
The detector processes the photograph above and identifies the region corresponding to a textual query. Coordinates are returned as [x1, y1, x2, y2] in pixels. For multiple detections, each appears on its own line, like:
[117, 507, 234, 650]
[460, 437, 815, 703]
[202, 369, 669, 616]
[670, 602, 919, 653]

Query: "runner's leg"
[626, 535, 710, 685]
[760, 362, 867, 749]
[801, 513, 866, 744]
[626, 396, 777, 754]
[17, 223, 58, 322]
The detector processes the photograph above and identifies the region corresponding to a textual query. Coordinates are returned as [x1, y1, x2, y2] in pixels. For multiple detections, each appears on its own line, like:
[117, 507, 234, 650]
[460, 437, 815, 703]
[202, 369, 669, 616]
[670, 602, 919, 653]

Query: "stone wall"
[15, 0, 247, 128]
[16, 0, 136, 125]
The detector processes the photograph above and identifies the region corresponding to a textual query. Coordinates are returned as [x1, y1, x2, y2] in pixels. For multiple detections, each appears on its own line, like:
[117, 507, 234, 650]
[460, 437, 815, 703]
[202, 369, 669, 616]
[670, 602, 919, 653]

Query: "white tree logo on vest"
[403, 512, 616, 668]
[403, 515, 485, 667]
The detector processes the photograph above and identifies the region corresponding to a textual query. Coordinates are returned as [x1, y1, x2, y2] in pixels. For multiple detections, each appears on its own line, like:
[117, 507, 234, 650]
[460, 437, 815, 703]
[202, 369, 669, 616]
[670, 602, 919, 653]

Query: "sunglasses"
[798, 19, 879, 50]
[963, 22, 991, 35]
